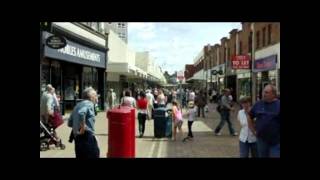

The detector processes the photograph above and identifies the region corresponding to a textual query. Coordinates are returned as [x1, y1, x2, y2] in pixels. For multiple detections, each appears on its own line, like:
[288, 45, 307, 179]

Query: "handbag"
[51, 111, 64, 128]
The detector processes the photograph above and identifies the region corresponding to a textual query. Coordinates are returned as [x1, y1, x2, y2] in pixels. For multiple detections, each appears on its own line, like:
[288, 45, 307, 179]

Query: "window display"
[238, 78, 251, 99]
[64, 79, 75, 100]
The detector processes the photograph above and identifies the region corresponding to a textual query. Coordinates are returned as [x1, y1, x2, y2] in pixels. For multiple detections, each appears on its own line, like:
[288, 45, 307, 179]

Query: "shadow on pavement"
[95, 133, 108, 136]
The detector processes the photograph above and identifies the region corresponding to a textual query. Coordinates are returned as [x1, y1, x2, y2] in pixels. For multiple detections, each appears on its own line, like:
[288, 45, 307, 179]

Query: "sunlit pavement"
[40, 103, 241, 158]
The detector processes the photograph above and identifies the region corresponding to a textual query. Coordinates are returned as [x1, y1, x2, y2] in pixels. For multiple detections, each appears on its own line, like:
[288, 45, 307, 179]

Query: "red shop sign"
[232, 55, 250, 69]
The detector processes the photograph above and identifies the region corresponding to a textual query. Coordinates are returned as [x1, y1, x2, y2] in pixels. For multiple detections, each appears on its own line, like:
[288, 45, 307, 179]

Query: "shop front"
[41, 31, 107, 113]
[253, 54, 278, 100]
[237, 71, 251, 101]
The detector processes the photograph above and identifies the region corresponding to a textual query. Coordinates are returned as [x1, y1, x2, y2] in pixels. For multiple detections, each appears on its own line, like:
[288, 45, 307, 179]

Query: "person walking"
[195, 90, 206, 118]
[146, 89, 155, 120]
[107, 88, 116, 109]
[182, 101, 197, 142]
[172, 100, 183, 141]
[137, 91, 148, 138]
[214, 89, 238, 136]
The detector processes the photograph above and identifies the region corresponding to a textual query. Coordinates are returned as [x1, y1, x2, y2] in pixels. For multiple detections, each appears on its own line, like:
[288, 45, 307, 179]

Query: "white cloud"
[129, 23, 156, 40]
[128, 22, 242, 74]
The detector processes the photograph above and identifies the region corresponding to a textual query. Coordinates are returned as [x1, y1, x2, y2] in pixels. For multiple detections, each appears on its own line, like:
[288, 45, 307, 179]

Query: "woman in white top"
[238, 96, 257, 158]
[121, 90, 136, 108]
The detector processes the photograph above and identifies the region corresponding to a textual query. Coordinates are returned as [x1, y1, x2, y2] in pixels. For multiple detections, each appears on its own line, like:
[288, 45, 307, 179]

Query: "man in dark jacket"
[195, 90, 206, 118]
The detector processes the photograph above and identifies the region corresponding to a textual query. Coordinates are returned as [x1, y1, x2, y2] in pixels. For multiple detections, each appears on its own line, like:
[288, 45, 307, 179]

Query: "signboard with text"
[232, 55, 250, 69]
[253, 55, 277, 73]
[43, 32, 106, 68]
[46, 35, 67, 49]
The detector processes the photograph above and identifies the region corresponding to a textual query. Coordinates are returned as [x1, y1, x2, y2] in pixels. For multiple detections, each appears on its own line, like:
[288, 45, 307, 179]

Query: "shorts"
[174, 120, 183, 129]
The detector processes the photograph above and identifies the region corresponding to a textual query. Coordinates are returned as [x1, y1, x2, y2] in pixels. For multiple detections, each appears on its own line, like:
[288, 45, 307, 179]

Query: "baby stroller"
[40, 120, 66, 151]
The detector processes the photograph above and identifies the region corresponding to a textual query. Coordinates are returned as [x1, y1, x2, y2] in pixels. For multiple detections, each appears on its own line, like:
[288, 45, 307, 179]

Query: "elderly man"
[68, 87, 100, 158]
[40, 84, 54, 124]
[249, 84, 280, 158]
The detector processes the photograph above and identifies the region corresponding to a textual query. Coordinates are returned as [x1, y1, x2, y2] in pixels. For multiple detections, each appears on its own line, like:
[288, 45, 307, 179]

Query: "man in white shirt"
[146, 89, 155, 120]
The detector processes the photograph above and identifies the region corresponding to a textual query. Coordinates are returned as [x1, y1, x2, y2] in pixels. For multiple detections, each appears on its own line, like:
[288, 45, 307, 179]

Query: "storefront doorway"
[63, 63, 81, 111]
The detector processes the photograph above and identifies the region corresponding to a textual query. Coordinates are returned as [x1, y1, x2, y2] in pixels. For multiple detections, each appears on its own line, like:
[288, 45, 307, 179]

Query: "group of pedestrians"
[213, 84, 280, 158]
[41, 82, 279, 158]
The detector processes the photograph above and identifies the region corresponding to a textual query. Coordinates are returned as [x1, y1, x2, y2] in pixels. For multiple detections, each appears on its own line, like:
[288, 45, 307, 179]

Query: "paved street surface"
[40, 103, 241, 158]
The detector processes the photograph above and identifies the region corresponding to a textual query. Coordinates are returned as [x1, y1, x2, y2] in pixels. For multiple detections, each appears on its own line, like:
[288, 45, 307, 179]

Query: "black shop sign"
[43, 32, 106, 68]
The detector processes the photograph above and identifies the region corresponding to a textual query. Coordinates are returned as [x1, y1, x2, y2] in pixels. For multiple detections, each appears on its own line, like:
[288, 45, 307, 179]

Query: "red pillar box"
[107, 106, 135, 158]
[120, 106, 136, 156]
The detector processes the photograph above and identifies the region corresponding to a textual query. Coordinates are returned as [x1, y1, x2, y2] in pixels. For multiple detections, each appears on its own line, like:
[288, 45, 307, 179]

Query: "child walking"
[183, 101, 197, 142]
[172, 100, 183, 141]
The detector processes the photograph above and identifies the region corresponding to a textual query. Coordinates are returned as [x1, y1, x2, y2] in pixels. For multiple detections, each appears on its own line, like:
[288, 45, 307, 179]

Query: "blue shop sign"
[253, 54, 277, 73]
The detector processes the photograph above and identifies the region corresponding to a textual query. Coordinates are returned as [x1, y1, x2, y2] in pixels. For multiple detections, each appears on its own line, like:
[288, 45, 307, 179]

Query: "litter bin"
[165, 109, 173, 137]
[107, 106, 135, 158]
[153, 107, 172, 138]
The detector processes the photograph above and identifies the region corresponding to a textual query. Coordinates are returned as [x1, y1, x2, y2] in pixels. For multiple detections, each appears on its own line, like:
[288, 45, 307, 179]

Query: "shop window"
[83, 66, 93, 89]
[92, 68, 98, 91]
[50, 60, 62, 97]
[41, 58, 50, 93]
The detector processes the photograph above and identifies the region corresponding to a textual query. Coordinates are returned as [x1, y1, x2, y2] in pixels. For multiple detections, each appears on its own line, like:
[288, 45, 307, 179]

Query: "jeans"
[138, 113, 147, 136]
[75, 131, 100, 158]
[198, 106, 205, 118]
[187, 121, 194, 138]
[239, 141, 257, 158]
[214, 110, 235, 134]
[257, 138, 280, 158]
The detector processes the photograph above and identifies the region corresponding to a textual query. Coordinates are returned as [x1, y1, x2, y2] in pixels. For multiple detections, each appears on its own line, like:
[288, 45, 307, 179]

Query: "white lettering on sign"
[57, 44, 101, 62]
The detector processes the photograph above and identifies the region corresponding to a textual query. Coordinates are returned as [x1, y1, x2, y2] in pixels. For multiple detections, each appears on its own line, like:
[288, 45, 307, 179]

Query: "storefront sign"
[232, 55, 250, 69]
[43, 32, 106, 68]
[211, 70, 223, 75]
[253, 55, 277, 73]
[46, 35, 67, 49]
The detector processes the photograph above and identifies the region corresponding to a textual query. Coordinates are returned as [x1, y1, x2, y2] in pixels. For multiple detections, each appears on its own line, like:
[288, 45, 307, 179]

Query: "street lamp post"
[251, 23, 256, 104]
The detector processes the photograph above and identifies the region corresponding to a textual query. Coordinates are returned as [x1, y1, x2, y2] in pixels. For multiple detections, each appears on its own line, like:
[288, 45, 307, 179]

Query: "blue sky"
[128, 22, 242, 74]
